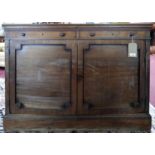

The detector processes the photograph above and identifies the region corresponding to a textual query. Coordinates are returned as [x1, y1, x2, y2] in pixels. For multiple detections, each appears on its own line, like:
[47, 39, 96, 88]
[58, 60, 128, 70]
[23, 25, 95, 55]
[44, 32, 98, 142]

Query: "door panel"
[10, 40, 77, 115]
[78, 40, 145, 115]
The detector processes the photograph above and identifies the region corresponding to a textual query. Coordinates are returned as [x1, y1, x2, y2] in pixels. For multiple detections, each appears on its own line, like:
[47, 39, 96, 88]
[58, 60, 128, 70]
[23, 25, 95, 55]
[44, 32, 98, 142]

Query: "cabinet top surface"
[2, 23, 154, 30]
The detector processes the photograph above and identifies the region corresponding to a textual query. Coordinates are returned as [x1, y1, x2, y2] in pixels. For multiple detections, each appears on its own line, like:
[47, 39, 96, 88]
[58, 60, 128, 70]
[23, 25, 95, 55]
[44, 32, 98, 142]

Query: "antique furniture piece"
[3, 23, 152, 132]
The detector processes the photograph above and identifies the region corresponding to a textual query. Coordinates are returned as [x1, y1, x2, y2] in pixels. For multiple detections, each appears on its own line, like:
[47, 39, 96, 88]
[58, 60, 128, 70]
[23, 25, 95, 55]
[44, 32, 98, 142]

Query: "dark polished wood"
[3, 23, 153, 132]
[9, 40, 77, 115]
[78, 40, 146, 115]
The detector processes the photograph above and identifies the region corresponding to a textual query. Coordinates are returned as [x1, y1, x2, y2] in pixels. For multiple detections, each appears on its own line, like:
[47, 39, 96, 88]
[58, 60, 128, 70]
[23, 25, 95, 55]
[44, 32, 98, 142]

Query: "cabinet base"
[3, 114, 151, 133]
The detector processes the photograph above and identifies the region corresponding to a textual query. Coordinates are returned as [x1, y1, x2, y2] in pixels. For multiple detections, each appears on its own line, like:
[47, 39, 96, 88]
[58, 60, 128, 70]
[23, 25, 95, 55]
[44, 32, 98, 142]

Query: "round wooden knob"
[89, 33, 96, 37]
[59, 32, 66, 37]
[21, 33, 26, 37]
[129, 33, 135, 37]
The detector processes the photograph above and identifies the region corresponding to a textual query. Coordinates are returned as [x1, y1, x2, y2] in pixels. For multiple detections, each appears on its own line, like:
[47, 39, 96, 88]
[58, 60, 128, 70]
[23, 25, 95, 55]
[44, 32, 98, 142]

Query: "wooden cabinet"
[3, 24, 152, 132]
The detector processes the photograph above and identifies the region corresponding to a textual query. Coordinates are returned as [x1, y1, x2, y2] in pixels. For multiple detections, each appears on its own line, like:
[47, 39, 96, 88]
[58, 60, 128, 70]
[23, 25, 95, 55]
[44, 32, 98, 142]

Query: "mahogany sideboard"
[3, 23, 153, 132]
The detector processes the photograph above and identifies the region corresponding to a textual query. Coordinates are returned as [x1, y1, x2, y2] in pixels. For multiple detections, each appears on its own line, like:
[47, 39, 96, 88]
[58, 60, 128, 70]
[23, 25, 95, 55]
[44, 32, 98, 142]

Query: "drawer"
[5, 31, 76, 39]
[79, 31, 150, 39]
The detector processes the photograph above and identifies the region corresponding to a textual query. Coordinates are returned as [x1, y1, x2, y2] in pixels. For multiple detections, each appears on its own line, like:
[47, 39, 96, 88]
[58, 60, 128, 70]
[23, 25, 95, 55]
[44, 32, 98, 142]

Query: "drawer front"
[6, 31, 76, 39]
[79, 31, 150, 39]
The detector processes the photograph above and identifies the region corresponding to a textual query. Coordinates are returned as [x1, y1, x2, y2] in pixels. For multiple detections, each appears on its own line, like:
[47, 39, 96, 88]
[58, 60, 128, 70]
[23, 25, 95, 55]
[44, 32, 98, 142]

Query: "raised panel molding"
[11, 42, 75, 115]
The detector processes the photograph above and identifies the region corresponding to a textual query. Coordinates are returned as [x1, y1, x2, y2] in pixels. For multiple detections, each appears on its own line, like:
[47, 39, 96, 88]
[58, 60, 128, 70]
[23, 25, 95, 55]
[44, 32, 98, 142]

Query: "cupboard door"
[9, 40, 77, 115]
[78, 40, 147, 115]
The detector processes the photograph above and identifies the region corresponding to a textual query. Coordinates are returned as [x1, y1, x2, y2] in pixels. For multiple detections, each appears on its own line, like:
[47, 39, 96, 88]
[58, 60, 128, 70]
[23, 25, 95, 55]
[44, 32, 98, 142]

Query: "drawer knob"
[129, 33, 135, 37]
[89, 33, 96, 37]
[59, 32, 66, 37]
[21, 33, 26, 37]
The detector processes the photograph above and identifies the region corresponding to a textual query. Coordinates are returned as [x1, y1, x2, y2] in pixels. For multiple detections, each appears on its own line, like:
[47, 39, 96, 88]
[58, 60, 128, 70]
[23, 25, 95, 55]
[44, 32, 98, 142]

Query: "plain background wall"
[0, 0, 155, 24]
